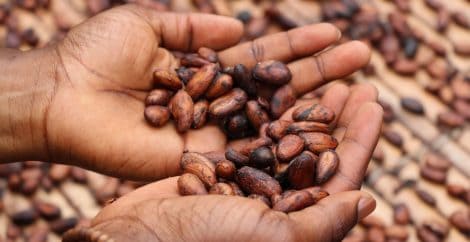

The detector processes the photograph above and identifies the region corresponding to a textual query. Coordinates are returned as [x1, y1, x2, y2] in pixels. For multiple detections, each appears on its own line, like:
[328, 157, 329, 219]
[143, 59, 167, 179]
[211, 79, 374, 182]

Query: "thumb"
[289, 191, 376, 242]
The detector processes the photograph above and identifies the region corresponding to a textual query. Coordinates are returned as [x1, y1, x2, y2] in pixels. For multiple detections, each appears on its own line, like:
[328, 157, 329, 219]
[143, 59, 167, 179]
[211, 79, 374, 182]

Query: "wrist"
[0, 47, 59, 162]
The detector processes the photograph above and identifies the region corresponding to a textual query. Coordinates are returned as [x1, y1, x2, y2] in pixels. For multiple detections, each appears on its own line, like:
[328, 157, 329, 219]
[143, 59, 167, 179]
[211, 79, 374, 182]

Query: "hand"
[6, 4, 373, 181]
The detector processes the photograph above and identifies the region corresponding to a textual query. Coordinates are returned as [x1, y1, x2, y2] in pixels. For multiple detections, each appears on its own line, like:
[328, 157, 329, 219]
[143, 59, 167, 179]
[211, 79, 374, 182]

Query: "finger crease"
[186, 15, 194, 52]
[250, 39, 265, 63]
[285, 31, 298, 59]
[313, 55, 327, 84]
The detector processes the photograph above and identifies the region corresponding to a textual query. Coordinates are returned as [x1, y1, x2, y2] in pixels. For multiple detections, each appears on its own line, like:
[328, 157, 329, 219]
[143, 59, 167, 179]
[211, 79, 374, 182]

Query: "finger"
[323, 102, 383, 193]
[125, 5, 244, 51]
[184, 124, 227, 152]
[218, 23, 341, 68]
[288, 41, 371, 96]
[289, 191, 376, 242]
[333, 83, 378, 140]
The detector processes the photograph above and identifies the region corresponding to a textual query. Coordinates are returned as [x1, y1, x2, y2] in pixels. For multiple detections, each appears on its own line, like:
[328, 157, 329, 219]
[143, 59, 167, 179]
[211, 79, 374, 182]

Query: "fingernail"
[357, 195, 376, 220]
[336, 29, 342, 41]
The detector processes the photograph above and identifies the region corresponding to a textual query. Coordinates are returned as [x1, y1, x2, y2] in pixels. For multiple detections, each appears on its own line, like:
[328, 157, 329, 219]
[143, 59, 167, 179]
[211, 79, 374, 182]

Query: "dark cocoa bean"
[224, 112, 253, 139]
[292, 104, 335, 123]
[286, 121, 330, 134]
[449, 210, 470, 234]
[300, 132, 338, 154]
[288, 151, 317, 189]
[186, 63, 218, 100]
[272, 190, 315, 213]
[225, 148, 250, 166]
[197, 47, 218, 63]
[315, 150, 339, 184]
[33, 200, 61, 220]
[382, 128, 403, 148]
[153, 70, 182, 90]
[422, 220, 449, 238]
[176, 66, 195, 85]
[276, 134, 304, 162]
[267, 120, 292, 140]
[249, 146, 275, 169]
[401, 97, 425, 114]
[50, 217, 78, 234]
[417, 225, 440, 242]
[403, 37, 418, 58]
[235, 166, 282, 197]
[252, 60, 291, 85]
[240, 137, 273, 156]
[233, 64, 257, 96]
[205, 73, 233, 99]
[393, 203, 410, 225]
[270, 85, 296, 118]
[169, 90, 194, 132]
[145, 89, 172, 106]
[144, 106, 170, 127]
[416, 189, 436, 206]
[420, 165, 446, 184]
[10, 208, 37, 225]
[209, 88, 248, 117]
[192, 100, 209, 129]
[379, 100, 395, 123]
[245, 100, 270, 130]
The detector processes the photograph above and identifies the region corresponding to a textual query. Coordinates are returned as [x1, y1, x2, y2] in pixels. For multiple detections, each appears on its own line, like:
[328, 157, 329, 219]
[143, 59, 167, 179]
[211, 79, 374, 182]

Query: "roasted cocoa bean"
[446, 184, 466, 198]
[145, 89, 172, 106]
[247, 194, 271, 207]
[270, 85, 296, 118]
[315, 150, 339, 184]
[379, 100, 395, 123]
[393, 203, 410, 225]
[33, 200, 61, 220]
[215, 160, 236, 180]
[424, 153, 450, 171]
[252, 60, 292, 85]
[181, 152, 215, 173]
[209, 183, 234, 195]
[50, 217, 78, 234]
[267, 120, 292, 140]
[437, 111, 464, 128]
[186, 63, 218, 100]
[292, 104, 335, 123]
[197, 47, 218, 63]
[382, 128, 403, 148]
[181, 161, 216, 188]
[169, 90, 194, 132]
[276, 134, 304, 162]
[288, 151, 317, 189]
[144, 105, 170, 127]
[176, 66, 195, 84]
[449, 210, 470, 234]
[205, 73, 233, 99]
[300, 132, 338, 154]
[209, 88, 248, 117]
[416, 189, 436, 206]
[192, 100, 209, 129]
[420, 165, 446, 184]
[225, 148, 250, 166]
[153, 70, 182, 90]
[249, 146, 275, 169]
[286, 121, 330, 134]
[233, 64, 257, 96]
[224, 112, 253, 138]
[245, 100, 270, 129]
[235, 166, 282, 197]
[178, 173, 209, 195]
[272, 190, 315, 213]
[401, 97, 425, 114]
[240, 137, 273, 156]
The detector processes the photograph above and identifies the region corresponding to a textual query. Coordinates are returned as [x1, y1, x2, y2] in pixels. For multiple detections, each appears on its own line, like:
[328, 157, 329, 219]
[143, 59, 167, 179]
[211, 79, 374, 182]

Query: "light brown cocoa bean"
[270, 85, 296, 118]
[286, 121, 330, 134]
[215, 160, 236, 180]
[186, 63, 218, 100]
[182, 161, 217, 188]
[424, 153, 450, 171]
[385, 225, 408, 241]
[248, 194, 271, 207]
[393, 58, 418, 75]
[292, 104, 335, 123]
[300, 132, 338, 153]
[181, 152, 215, 173]
[198, 47, 218, 63]
[272, 190, 315, 213]
[426, 58, 452, 80]
[192, 100, 209, 129]
[145, 89, 172, 106]
[276, 134, 305, 162]
[252, 60, 292, 85]
[249, 146, 275, 169]
[225, 148, 249, 166]
[315, 150, 339, 184]
[49, 164, 70, 183]
[180, 53, 210, 67]
[245, 100, 270, 130]
[205, 73, 233, 99]
[288, 151, 317, 189]
[144, 106, 170, 127]
[153, 69, 182, 90]
[169, 90, 194, 132]
[267, 120, 292, 140]
[301, 187, 329, 203]
[420, 165, 446, 184]
[393, 203, 410, 225]
[209, 182, 234, 195]
[209, 88, 248, 117]
[449, 210, 470, 234]
[235, 166, 282, 197]
[228, 182, 245, 196]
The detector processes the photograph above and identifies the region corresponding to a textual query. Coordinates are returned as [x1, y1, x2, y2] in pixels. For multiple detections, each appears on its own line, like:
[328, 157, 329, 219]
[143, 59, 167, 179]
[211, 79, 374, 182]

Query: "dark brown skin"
[1, 4, 382, 242]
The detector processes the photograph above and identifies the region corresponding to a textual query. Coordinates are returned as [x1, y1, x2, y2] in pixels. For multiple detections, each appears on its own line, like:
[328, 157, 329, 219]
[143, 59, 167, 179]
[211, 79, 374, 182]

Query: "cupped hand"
[47, 4, 373, 181]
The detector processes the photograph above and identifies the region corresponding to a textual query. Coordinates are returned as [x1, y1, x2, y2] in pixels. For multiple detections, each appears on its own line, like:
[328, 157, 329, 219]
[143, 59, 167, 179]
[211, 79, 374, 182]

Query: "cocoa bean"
[315, 150, 339, 184]
[417, 226, 440, 242]
[378, 100, 395, 123]
[257, 97, 270, 111]
[235, 166, 282, 197]
[451, 74, 470, 100]
[7, 222, 21, 239]
[393, 203, 410, 225]
[424, 0, 442, 10]
[446, 184, 466, 198]
[286, 121, 330, 135]
[180, 53, 210, 67]
[270, 85, 296, 118]
[203, 151, 227, 164]
[205, 73, 233, 99]
[403, 37, 418, 58]
[276, 134, 304, 162]
[420, 165, 446, 184]
[10, 208, 38, 225]
[426, 40, 446, 56]
[380, 34, 400, 64]
[267, 120, 292, 140]
[33, 200, 61, 220]
[292, 104, 335, 123]
[422, 220, 449, 238]
[209, 183, 234, 195]
[70, 167, 87, 184]
[176, 66, 194, 85]
[225, 148, 249, 166]
[245, 100, 270, 130]
[144, 105, 170, 127]
[299, 132, 338, 154]
[153, 70, 182, 90]
[169, 90, 194, 132]
[416, 189, 436, 206]
[249, 146, 275, 169]
[182, 161, 217, 188]
[26, 226, 49, 242]
[252, 60, 291, 85]
[197, 47, 218, 63]
[426, 58, 452, 80]
[258, 122, 269, 139]
[49, 164, 70, 183]
[215, 160, 236, 180]
[393, 58, 418, 75]
[178, 173, 208, 196]
[145, 89, 172, 106]
[228, 182, 245, 196]
[437, 111, 464, 128]
[453, 99, 470, 119]
[247, 194, 271, 207]
[382, 128, 403, 148]
[436, 9, 450, 32]
[192, 100, 209, 129]
[424, 153, 450, 171]
[452, 11, 470, 29]
[224, 112, 253, 139]
[233, 64, 257, 96]
[50, 217, 78, 234]
[272, 190, 315, 213]
[449, 210, 470, 234]
[209, 88, 248, 117]
[385, 225, 408, 241]
[401, 97, 425, 114]
[288, 151, 317, 189]
[181, 152, 215, 173]
[186, 63, 218, 100]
